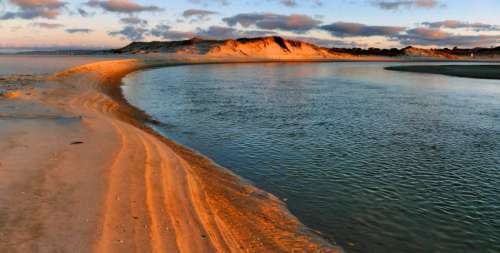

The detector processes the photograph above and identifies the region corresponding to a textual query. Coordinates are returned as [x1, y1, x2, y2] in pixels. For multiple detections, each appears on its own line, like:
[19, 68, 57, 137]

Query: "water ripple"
[123, 62, 500, 253]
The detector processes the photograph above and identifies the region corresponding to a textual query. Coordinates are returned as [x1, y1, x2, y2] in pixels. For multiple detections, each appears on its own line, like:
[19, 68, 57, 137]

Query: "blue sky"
[0, 0, 499, 49]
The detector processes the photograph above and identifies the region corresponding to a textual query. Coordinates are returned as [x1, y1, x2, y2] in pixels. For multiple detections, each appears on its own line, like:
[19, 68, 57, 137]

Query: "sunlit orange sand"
[0, 58, 341, 252]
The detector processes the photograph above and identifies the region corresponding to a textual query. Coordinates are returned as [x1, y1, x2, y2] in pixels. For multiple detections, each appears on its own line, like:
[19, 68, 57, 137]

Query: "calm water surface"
[123, 63, 500, 253]
[0, 55, 117, 75]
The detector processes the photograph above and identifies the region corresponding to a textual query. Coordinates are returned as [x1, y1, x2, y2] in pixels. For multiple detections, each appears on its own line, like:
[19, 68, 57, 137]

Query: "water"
[0, 55, 117, 75]
[122, 62, 500, 253]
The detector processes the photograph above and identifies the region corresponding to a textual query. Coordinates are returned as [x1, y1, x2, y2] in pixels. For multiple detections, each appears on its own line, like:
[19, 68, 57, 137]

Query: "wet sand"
[385, 65, 500, 80]
[0, 58, 341, 252]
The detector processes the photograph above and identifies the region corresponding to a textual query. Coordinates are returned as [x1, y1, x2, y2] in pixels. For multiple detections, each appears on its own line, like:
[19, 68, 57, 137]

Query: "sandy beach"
[2, 0, 499, 250]
[0, 57, 341, 253]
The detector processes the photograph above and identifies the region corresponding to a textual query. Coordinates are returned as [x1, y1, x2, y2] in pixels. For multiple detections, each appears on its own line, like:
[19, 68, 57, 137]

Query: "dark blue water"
[122, 63, 500, 253]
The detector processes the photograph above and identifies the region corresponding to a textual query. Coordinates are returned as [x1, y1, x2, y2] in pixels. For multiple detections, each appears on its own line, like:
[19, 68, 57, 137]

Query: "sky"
[0, 0, 499, 50]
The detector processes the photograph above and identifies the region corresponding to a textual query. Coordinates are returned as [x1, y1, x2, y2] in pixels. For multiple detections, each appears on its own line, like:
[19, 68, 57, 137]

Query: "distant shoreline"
[385, 65, 500, 80]
[2, 36, 499, 60]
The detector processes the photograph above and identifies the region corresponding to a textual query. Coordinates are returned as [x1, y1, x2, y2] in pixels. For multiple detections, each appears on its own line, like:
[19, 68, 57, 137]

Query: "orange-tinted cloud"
[1, 0, 66, 19]
[395, 27, 500, 46]
[85, 0, 162, 13]
[422, 20, 500, 31]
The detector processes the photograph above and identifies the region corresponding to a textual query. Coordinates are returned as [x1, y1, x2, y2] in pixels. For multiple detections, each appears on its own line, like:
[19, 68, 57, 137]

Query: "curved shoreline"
[7, 58, 342, 252]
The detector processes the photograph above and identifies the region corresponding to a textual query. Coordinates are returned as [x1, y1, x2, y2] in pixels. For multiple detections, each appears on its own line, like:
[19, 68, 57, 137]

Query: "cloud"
[321, 22, 405, 37]
[9, 0, 65, 9]
[189, 0, 229, 6]
[85, 0, 162, 13]
[394, 27, 500, 47]
[120, 16, 147, 25]
[66, 28, 93, 33]
[182, 9, 217, 18]
[31, 22, 64, 29]
[150, 24, 195, 40]
[0, 9, 59, 19]
[198, 26, 275, 39]
[77, 8, 92, 17]
[196, 25, 239, 39]
[195, 26, 278, 40]
[372, 0, 441, 10]
[403, 27, 450, 40]
[279, 0, 299, 7]
[239, 29, 278, 38]
[223, 13, 321, 32]
[109, 25, 148, 40]
[273, 0, 323, 8]
[193, 27, 358, 47]
[286, 36, 363, 48]
[0, 0, 67, 20]
[422, 20, 500, 31]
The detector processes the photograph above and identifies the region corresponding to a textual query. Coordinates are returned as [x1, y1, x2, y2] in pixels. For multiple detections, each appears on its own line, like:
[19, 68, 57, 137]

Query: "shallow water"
[123, 62, 500, 253]
[0, 55, 117, 75]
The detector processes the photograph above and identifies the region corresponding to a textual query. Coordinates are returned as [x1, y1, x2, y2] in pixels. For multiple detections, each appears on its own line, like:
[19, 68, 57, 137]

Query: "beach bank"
[385, 65, 500, 80]
[0, 58, 341, 253]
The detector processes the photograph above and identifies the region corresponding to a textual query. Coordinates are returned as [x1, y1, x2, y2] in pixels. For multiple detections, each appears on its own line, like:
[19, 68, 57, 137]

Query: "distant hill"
[113, 36, 348, 59]
[113, 37, 216, 55]
[401, 46, 458, 59]
[331, 45, 500, 59]
[6, 36, 499, 60]
[435, 46, 500, 58]
[330, 46, 449, 58]
[115, 36, 499, 60]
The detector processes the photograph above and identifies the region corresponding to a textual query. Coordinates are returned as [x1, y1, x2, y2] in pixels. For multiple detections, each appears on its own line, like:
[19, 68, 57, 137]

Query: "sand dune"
[205, 37, 342, 59]
[112, 36, 500, 61]
[0, 58, 341, 252]
[114, 36, 358, 60]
